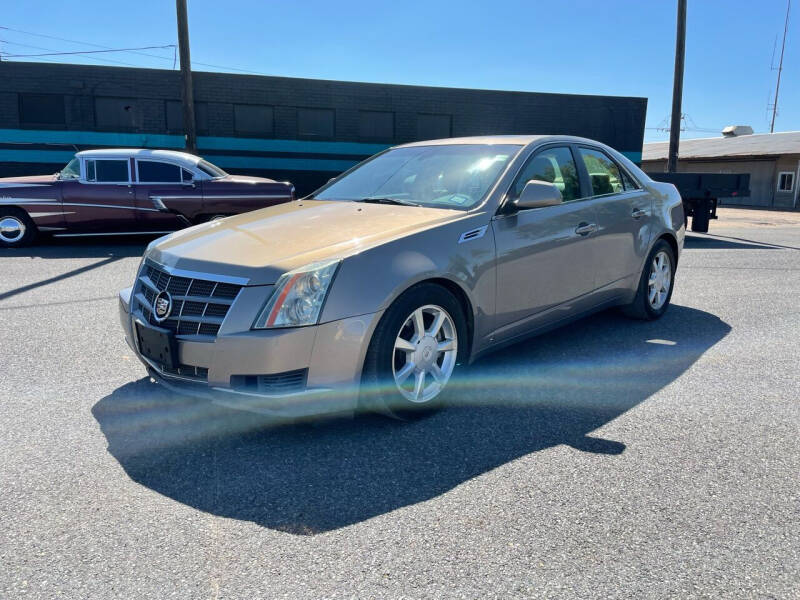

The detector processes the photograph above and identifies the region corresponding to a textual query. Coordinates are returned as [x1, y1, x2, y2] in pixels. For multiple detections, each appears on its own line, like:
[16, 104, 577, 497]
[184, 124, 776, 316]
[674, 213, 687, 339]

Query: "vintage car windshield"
[197, 159, 227, 178]
[58, 157, 81, 180]
[314, 144, 522, 210]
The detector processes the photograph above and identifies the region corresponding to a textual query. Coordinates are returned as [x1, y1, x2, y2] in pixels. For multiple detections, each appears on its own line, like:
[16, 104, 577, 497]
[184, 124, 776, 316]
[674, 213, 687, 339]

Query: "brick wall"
[0, 61, 647, 152]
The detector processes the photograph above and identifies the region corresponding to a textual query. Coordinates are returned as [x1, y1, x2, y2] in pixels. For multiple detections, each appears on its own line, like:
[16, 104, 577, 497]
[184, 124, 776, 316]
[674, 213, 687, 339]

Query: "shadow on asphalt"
[0, 236, 150, 302]
[93, 305, 730, 535]
[684, 234, 786, 251]
[2, 235, 151, 259]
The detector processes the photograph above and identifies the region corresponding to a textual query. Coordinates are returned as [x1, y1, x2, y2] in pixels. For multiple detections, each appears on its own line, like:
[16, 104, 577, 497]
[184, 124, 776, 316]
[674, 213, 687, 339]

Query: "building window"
[777, 171, 795, 192]
[234, 104, 274, 137]
[95, 97, 139, 129]
[359, 111, 394, 141]
[298, 108, 334, 139]
[417, 113, 452, 140]
[19, 93, 66, 126]
[166, 100, 209, 134]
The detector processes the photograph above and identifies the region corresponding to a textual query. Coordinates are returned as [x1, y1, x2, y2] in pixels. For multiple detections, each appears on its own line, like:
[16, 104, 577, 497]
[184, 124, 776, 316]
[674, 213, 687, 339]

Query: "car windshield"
[58, 157, 81, 180]
[313, 144, 522, 210]
[197, 159, 227, 178]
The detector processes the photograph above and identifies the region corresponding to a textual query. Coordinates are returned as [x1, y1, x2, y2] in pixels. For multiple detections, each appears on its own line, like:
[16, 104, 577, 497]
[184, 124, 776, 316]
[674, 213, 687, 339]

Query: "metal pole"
[770, 0, 791, 133]
[667, 0, 687, 173]
[176, 0, 197, 153]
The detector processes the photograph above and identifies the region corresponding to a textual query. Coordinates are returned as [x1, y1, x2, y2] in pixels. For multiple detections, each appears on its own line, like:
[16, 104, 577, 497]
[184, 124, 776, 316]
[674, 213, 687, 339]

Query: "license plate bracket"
[136, 321, 178, 370]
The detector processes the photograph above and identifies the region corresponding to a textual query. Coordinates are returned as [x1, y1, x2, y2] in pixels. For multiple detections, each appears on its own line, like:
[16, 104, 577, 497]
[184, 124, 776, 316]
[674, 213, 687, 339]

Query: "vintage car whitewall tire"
[0, 208, 37, 248]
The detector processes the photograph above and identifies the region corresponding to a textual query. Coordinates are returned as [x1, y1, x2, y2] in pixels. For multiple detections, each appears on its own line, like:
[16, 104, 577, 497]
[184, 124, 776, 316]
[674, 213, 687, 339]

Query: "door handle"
[574, 222, 597, 236]
[632, 207, 647, 219]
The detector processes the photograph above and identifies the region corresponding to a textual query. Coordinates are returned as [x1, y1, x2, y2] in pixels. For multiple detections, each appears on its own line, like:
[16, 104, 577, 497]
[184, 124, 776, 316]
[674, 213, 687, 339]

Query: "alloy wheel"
[392, 304, 458, 403]
[648, 250, 672, 310]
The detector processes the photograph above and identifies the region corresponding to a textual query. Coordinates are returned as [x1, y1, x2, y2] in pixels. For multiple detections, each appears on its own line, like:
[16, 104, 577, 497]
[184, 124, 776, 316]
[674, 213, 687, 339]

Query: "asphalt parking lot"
[1, 207, 798, 599]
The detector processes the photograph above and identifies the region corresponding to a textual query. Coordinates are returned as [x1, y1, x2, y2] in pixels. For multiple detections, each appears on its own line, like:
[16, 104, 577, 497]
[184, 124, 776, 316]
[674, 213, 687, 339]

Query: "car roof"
[395, 135, 609, 149]
[74, 148, 203, 169]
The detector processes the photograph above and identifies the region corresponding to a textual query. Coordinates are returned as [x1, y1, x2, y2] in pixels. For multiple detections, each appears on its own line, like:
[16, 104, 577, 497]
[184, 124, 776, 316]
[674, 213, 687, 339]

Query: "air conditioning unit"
[722, 125, 754, 137]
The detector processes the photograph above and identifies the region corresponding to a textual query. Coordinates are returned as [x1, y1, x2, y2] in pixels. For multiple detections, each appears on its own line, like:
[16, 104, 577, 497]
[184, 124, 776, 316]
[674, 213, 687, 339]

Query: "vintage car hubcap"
[392, 304, 457, 403]
[648, 251, 671, 310]
[0, 217, 25, 243]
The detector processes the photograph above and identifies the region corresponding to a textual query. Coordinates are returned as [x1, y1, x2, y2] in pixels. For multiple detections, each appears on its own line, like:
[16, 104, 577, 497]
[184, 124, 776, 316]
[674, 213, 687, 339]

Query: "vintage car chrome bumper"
[118, 285, 382, 417]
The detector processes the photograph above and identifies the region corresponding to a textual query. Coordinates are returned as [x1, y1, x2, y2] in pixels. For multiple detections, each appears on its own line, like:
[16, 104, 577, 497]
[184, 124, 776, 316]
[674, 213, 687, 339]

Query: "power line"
[2, 44, 176, 58]
[0, 25, 177, 63]
[0, 24, 271, 76]
[0, 39, 141, 67]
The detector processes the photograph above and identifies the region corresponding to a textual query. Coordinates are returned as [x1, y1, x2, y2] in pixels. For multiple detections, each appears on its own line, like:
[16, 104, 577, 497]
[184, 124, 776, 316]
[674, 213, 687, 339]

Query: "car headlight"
[252, 259, 341, 329]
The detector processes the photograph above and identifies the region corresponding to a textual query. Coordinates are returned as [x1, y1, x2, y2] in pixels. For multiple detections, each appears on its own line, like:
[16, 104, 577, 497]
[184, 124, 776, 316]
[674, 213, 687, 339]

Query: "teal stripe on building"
[0, 128, 642, 169]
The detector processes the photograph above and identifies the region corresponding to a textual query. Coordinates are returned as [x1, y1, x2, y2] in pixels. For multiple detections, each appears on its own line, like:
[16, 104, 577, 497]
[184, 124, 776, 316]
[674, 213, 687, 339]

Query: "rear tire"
[361, 283, 468, 419]
[0, 208, 37, 248]
[622, 239, 676, 321]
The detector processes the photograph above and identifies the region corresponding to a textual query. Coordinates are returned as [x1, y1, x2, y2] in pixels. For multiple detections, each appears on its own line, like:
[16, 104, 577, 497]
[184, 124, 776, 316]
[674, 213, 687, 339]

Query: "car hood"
[0, 174, 57, 187]
[148, 200, 463, 285]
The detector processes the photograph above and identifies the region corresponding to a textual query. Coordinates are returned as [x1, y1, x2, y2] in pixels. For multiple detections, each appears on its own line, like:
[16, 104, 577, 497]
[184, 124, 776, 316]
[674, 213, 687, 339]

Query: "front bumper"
[119, 286, 383, 417]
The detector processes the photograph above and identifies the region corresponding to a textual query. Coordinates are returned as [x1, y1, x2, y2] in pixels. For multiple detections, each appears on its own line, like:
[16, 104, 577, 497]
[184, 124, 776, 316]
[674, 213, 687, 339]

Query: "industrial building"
[642, 127, 800, 209]
[0, 61, 646, 194]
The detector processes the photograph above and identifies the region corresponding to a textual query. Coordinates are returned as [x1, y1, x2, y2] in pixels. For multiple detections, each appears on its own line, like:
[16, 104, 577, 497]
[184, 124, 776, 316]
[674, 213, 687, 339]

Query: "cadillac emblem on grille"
[153, 290, 173, 322]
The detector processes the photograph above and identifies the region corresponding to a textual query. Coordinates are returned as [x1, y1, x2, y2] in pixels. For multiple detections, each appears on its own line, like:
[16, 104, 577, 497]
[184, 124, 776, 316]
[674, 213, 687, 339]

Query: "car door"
[576, 146, 652, 297]
[491, 145, 600, 341]
[133, 159, 195, 232]
[62, 157, 138, 232]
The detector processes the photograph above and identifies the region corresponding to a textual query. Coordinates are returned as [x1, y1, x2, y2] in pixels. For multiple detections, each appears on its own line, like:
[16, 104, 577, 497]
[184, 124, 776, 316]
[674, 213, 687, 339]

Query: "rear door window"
[137, 161, 182, 183]
[86, 159, 130, 183]
[578, 148, 624, 196]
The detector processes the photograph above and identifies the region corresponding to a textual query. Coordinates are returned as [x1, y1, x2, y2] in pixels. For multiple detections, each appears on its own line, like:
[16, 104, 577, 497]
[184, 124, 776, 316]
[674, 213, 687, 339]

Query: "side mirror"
[514, 180, 562, 210]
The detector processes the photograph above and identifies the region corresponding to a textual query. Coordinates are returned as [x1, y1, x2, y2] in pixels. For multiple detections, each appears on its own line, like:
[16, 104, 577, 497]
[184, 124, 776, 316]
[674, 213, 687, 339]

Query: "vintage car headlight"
[252, 259, 341, 329]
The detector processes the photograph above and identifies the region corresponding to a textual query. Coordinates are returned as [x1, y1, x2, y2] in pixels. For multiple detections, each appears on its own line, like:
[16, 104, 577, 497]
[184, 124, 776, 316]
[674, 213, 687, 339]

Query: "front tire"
[623, 239, 676, 320]
[0, 208, 37, 248]
[361, 283, 468, 419]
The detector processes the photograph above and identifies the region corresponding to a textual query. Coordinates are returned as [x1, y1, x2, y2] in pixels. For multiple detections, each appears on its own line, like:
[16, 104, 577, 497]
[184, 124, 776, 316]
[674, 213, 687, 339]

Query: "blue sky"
[2, 0, 796, 143]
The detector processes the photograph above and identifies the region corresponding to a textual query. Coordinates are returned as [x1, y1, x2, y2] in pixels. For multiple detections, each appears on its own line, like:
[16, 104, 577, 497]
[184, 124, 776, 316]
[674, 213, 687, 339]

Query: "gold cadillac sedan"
[119, 136, 684, 417]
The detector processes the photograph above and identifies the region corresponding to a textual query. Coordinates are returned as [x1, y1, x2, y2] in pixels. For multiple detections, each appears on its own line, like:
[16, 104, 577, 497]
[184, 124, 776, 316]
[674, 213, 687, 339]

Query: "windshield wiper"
[357, 197, 420, 207]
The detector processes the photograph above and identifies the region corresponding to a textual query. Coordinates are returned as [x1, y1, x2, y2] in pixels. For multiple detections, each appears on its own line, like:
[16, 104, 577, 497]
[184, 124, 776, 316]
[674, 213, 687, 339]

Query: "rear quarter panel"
[201, 179, 293, 217]
[0, 177, 65, 232]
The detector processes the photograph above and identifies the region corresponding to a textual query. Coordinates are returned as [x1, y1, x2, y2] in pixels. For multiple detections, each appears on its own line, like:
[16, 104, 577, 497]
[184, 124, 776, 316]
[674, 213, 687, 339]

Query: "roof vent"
[722, 125, 754, 137]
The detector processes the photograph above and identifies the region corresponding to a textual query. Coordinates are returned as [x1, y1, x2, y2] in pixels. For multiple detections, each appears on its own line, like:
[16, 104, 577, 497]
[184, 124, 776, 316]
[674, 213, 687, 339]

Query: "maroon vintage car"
[0, 149, 295, 247]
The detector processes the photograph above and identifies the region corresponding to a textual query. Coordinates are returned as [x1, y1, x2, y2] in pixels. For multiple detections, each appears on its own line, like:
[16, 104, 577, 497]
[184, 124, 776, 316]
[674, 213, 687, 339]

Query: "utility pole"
[176, 0, 197, 153]
[770, 0, 791, 133]
[667, 0, 687, 173]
